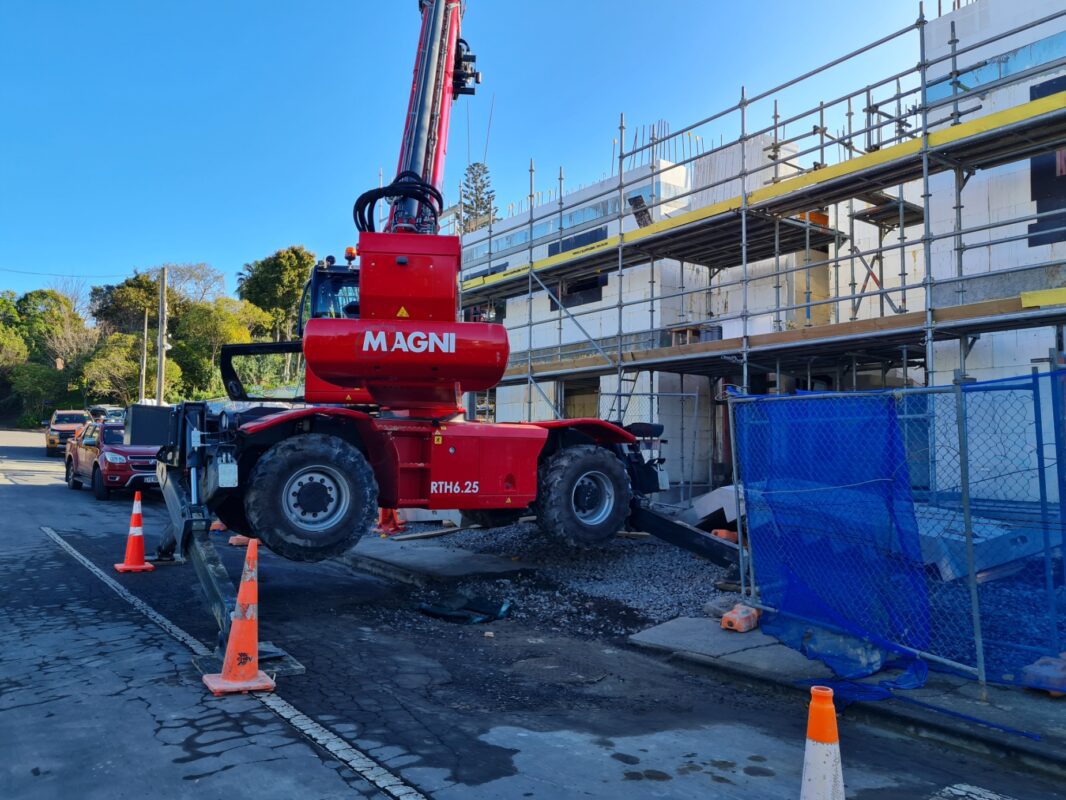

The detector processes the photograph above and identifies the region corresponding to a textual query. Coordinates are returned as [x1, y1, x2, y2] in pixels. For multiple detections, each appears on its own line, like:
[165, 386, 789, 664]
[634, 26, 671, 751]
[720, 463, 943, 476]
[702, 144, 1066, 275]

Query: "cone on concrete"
[800, 686, 845, 800]
[203, 539, 275, 696]
[376, 507, 406, 535]
[115, 491, 155, 573]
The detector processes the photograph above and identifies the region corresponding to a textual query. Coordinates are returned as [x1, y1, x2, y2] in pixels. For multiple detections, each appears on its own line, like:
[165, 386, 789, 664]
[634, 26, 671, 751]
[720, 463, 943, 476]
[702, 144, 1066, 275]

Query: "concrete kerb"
[629, 618, 1066, 781]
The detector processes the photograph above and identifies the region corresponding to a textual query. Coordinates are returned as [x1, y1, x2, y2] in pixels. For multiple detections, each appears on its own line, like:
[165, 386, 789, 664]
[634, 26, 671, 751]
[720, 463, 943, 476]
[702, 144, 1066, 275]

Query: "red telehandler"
[146, 0, 735, 652]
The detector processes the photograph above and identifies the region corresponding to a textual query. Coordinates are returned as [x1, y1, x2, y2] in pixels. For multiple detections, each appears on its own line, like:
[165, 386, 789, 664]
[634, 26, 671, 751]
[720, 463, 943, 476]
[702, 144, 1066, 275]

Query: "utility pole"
[138, 307, 148, 402]
[155, 266, 167, 404]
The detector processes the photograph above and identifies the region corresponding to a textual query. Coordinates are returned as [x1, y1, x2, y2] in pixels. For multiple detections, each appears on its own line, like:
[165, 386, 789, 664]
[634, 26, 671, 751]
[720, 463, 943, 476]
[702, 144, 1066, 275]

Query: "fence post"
[727, 397, 752, 600]
[1030, 368, 1060, 654]
[953, 371, 988, 697]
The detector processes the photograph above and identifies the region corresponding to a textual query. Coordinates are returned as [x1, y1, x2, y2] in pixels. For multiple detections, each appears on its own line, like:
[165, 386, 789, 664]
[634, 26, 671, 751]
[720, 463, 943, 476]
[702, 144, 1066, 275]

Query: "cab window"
[102, 428, 124, 445]
[54, 412, 90, 425]
[313, 275, 361, 319]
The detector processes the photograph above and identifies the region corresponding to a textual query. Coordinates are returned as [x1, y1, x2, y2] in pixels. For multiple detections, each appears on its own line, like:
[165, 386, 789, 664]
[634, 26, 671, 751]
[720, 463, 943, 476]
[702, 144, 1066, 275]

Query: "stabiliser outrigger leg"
[152, 403, 304, 677]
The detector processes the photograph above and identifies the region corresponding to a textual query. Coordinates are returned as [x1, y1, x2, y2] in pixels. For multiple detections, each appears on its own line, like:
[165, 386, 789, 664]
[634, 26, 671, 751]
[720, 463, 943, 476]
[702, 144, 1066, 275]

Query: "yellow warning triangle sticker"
[344, 395, 352, 402]
[396, 306, 410, 318]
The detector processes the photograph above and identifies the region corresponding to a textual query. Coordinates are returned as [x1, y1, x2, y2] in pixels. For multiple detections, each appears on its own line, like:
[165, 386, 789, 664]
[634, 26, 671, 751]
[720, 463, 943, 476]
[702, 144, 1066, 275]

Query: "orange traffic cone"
[115, 491, 155, 573]
[800, 686, 845, 800]
[228, 534, 251, 547]
[210, 519, 228, 533]
[202, 539, 275, 696]
[376, 507, 406, 535]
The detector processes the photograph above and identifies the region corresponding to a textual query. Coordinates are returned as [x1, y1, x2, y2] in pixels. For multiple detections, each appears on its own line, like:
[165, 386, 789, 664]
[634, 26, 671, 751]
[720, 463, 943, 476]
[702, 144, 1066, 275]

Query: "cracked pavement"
[1, 428, 1063, 799]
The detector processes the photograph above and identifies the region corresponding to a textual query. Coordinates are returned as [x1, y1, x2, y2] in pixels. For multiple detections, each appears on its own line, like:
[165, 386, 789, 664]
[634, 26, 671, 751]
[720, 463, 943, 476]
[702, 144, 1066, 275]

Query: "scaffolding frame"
[460, 6, 1066, 442]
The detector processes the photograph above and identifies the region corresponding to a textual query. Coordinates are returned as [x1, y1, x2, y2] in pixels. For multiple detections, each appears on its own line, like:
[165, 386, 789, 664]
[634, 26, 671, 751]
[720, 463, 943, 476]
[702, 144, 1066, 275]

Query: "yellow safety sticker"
[397, 306, 410, 318]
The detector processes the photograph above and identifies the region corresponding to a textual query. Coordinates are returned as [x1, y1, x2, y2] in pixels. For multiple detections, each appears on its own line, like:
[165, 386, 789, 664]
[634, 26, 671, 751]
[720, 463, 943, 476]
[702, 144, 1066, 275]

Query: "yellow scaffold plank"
[1021, 288, 1066, 308]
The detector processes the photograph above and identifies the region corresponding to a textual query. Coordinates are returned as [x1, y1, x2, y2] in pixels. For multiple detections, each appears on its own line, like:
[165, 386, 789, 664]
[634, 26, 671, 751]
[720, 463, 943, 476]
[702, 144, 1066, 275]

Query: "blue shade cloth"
[733, 392, 932, 677]
[730, 371, 1066, 697]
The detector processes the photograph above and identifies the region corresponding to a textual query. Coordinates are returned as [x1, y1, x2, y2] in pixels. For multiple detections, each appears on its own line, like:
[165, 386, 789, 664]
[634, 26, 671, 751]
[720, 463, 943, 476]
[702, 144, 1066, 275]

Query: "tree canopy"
[1, 249, 311, 425]
[237, 245, 314, 342]
[461, 162, 498, 233]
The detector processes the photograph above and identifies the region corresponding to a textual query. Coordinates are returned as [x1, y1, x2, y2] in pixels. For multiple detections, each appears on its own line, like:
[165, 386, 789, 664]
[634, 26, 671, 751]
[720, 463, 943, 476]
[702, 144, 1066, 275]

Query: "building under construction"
[455, 0, 1066, 499]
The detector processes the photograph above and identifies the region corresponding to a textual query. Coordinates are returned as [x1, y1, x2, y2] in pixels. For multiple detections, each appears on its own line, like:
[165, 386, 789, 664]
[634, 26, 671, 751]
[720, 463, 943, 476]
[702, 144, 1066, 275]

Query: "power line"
[0, 266, 133, 278]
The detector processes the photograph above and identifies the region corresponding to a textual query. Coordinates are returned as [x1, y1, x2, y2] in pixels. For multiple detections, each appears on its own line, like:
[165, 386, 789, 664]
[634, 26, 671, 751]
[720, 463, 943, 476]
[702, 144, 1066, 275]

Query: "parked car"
[44, 410, 91, 456]
[64, 422, 161, 500]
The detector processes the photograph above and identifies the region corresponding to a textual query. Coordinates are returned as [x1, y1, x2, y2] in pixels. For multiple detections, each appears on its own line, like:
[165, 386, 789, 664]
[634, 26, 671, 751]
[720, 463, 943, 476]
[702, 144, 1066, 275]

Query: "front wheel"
[92, 467, 110, 501]
[66, 460, 82, 490]
[244, 433, 377, 562]
[535, 444, 632, 546]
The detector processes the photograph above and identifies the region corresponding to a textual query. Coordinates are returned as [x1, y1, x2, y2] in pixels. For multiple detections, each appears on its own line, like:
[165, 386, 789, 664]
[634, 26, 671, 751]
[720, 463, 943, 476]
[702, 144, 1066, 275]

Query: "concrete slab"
[629, 615, 780, 658]
[340, 534, 534, 585]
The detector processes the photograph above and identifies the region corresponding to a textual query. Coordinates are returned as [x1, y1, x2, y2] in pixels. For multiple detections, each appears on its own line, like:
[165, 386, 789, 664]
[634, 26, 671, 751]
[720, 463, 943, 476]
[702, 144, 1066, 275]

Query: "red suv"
[65, 422, 161, 500]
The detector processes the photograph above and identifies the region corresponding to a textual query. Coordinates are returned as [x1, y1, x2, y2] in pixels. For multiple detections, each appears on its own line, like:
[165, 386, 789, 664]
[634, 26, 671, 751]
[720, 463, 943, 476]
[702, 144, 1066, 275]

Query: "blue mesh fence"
[729, 370, 1066, 690]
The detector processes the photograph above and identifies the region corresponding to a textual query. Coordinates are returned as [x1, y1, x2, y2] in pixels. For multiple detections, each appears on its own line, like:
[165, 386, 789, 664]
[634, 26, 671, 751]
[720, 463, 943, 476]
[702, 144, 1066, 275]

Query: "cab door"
[78, 424, 97, 477]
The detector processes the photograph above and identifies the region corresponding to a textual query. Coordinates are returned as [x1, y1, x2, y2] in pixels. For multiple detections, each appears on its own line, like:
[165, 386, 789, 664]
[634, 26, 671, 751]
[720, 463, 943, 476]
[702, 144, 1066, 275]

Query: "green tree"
[0, 290, 19, 327]
[237, 246, 314, 342]
[171, 298, 272, 396]
[461, 162, 498, 233]
[15, 289, 72, 363]
[83, 333, 183, 405]
[9, 362, 69, 423]
[89, 271, 190, 334]
[0, 324, 28, 371]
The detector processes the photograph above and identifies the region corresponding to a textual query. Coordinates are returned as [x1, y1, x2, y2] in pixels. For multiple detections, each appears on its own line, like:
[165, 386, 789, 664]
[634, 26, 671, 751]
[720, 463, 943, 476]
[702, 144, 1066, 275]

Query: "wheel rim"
[571, 470, 615, 526]
[282, 465, 351, 533]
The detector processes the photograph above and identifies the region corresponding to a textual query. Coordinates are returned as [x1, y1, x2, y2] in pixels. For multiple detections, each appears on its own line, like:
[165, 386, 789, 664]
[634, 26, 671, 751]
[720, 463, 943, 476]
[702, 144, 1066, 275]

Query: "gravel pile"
[406, 520, 729, 637]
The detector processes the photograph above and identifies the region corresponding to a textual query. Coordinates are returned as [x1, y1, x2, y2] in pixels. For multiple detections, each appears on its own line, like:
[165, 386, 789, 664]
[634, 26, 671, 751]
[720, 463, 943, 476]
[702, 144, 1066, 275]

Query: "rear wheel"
[66, 460, 82, 490]
[92, 467, 110, 501]
[245, 433, 377, 562]
[535, 444, 632, 546]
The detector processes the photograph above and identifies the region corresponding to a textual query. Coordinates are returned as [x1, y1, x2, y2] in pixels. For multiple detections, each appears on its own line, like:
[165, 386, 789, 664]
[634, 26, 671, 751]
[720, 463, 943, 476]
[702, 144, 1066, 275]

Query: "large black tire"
[460, 509, 526, 529]
[535, 444, 632, 546]
[65, 459, 82, 490]
[244, 433, 377, 562]
[92, 466, 110, 501]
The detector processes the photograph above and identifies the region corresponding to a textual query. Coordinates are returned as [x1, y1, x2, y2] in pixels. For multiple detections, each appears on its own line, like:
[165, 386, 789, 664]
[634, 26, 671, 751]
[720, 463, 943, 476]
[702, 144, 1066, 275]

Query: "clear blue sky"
[0, 0, 920, 298]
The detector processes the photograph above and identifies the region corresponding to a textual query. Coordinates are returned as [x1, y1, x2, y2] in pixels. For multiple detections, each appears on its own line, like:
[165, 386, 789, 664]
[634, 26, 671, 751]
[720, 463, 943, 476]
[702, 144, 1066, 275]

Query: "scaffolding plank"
[497, 293, 1064, 385]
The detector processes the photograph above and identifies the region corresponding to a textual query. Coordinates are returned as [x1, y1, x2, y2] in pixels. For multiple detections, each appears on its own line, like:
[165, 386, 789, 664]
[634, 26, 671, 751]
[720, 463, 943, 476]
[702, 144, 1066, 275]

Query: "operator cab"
[300, 251, 360, 333]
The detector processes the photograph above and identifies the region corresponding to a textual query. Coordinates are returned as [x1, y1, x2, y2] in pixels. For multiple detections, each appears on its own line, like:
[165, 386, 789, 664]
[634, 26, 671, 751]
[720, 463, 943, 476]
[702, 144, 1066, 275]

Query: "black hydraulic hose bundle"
[353, 171, 444, 233]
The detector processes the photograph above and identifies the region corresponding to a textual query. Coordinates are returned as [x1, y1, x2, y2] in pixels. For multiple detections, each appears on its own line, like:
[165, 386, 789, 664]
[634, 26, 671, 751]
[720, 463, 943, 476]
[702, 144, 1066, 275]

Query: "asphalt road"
[0, 428, 1062, 799]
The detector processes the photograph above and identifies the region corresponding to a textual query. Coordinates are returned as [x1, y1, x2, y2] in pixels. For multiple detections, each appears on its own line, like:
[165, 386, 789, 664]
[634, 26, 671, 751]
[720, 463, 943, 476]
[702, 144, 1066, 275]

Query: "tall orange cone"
[202, 539, 275, 696]
[115, 491, 154, 573]
[800, 686, 845, 800]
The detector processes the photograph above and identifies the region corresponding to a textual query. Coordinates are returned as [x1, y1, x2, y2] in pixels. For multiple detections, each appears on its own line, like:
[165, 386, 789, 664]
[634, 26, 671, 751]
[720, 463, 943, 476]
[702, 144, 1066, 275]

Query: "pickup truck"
[44, 409, 91, 456]
[64, 421, 161, 500]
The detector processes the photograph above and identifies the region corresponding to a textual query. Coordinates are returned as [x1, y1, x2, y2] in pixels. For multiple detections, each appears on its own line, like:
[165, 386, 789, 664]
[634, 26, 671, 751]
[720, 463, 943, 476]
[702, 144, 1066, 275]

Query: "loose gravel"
[404, 520, 729, 638]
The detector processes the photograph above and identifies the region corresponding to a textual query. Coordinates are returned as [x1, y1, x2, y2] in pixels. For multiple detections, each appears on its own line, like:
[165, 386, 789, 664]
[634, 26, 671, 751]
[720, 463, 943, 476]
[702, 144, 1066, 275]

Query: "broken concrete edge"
[630, 638, 1066, 781]
[336, 552, 430, 587]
